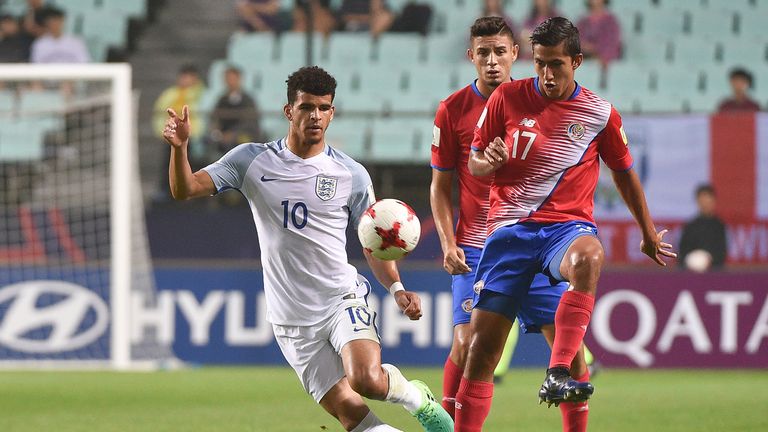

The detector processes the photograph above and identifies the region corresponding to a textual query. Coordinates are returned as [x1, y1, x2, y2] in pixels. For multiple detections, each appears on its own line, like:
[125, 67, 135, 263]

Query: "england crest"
[315, 175, 338, 201]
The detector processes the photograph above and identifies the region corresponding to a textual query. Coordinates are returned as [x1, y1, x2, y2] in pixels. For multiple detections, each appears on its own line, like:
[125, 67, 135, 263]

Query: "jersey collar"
[533, 77, 582, 101]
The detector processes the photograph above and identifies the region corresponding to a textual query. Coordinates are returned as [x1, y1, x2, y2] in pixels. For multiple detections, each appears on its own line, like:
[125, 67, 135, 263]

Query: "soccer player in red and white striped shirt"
[454, 17, 676, 432]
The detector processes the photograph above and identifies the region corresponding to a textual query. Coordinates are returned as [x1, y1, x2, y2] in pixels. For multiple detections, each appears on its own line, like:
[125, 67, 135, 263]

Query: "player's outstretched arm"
[430, 169, 471, 275]
[468, 137, 508, 177]
[364, 249, 422, 320]
[163, 105, 216, 200]
[611, 168, 677, 266]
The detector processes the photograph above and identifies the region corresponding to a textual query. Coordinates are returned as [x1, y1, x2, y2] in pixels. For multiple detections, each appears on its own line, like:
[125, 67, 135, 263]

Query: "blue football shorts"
[472, 221, 599, 332]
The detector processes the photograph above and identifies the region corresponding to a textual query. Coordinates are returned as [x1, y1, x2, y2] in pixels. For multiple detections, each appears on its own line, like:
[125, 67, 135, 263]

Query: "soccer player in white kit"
[161, 66, 453, 432]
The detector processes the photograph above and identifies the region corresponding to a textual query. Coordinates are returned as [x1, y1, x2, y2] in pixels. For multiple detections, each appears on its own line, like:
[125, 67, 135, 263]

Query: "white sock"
[350, 410, 403, 432]
[381, 363, 423, 413]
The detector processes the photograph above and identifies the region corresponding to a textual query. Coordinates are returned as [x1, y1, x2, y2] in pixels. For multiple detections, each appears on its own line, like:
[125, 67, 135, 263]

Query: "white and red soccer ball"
[357, 199, 421, 261]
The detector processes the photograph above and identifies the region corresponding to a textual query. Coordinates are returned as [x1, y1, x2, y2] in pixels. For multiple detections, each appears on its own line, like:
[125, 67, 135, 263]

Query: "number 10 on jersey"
[282, 200, 308, 229]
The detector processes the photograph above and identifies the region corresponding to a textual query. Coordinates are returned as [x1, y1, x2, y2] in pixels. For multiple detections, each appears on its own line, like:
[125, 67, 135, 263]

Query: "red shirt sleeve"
[471, 85, 506, 152]
[430, 101, 459, 170]
[597, 106, 634, 171]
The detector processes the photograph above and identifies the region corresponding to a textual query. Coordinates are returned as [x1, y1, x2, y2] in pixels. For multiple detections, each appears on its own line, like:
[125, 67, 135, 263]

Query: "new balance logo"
[519, 118, 537, 127]
[260, 175, 278, 182]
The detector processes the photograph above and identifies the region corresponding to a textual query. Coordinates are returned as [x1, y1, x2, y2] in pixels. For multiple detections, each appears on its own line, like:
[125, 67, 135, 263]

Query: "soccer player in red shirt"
[429, 16, 519, 418]
[454, 17, 676, 432]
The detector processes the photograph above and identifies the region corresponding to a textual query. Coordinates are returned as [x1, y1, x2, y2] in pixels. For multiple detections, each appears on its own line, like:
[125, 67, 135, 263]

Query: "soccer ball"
[357, 199, 421, 261]
[685, 249, 712, 273]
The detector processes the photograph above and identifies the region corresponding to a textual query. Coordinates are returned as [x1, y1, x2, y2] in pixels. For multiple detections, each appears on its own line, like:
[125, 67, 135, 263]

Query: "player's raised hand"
[640, 229, 677, 266]
[485, 136, 508, 169]
[443, 245, 471, 275]
[394, 290, 422, 320]
[163, 105, 191, 148]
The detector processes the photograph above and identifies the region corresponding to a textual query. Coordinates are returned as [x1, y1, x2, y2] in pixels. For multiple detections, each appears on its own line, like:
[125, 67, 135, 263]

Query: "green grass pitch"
[0, 367, 766, 431]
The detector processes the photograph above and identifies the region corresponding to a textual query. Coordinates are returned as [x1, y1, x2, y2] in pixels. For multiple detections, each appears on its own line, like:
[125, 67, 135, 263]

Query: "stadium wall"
[137, 268, 768, 368]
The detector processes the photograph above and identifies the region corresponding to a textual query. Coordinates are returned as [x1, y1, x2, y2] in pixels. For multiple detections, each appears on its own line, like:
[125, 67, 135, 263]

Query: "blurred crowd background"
[0, 0, 766, 271]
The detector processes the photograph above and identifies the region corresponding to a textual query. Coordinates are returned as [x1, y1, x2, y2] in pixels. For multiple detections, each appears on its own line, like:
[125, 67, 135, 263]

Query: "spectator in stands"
[207, 66, 263, 159]
[338, 0, 394, 37]
[0, 14, 33, 62]
[482, 0, 519, 37]
[153, 65, 205, 145]
[153, 65, 206, 201]
[236, 0, 282, 32]
[576, 0, 621, 68]
[678, 184, 727, 272]
[518, 0, 562, 59]
[30, 7, 90, 63]
[717, 68, 761, 112]
[292, 0, 336, 36]
[22, 0, 46, 38]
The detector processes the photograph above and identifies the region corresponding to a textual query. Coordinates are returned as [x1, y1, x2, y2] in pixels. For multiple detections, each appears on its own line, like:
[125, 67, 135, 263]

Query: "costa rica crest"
[315, 175, 338, 201]
[567, 122, 586, 140]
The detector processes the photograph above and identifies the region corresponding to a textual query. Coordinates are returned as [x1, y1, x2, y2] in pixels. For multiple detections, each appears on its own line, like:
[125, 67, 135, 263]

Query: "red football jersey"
[472, 77, 633, 235]
[431, 81, 491, 249]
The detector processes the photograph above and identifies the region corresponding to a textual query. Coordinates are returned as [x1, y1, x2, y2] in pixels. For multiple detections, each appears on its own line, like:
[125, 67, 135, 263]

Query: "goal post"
[0, 64, 172, 369]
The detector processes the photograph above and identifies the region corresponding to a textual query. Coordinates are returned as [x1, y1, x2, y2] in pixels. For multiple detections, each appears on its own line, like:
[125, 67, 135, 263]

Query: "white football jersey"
[203, 138, 376, 325]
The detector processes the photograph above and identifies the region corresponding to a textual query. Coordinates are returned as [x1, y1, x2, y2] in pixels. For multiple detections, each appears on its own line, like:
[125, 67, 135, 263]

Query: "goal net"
[0, 64, 174, 369]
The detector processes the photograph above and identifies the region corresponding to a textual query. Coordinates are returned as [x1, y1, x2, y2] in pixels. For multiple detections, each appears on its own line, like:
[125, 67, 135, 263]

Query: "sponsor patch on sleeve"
[432, 125, 441, 147]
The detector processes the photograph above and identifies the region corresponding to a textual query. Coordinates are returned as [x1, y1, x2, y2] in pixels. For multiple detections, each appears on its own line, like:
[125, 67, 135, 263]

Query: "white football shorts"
[272, 275, 381, 402]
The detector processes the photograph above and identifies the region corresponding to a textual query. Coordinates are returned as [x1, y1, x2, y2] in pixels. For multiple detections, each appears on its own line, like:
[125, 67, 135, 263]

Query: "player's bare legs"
[454, 308, 513, 431]
[319, 378, 379, 431]
[542, 325, 590, 431]
[448, 324, 471, 375]
[341, 340, 454, 431]
[341, 340, 390, 400]
[540, 236, 602, 406]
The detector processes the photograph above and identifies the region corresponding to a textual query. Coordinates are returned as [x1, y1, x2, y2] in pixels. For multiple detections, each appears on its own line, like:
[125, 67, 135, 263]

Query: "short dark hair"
[729, 67, 753, 88]
[530, 16, 581, 58]
[286, 66, 337, 104]
[224, 65, 242, 76]
[40, 6, 65, 21]
[178, 64, 199, 76]
[696, 183, 716, 198]
[470, 16, 515, 43]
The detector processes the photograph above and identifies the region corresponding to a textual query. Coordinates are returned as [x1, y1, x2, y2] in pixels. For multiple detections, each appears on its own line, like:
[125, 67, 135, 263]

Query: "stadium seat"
[369, 118, 421, 162]
[622, 35, 671, 64]
[358, 66, 406, 99]
[79, 9, 128, 47]
[260, 114, 287, 140]
[407, 65, 456, 100]
[654, 65, 704, 97]
[49, 0, 94, 13]
[737, 12, 768, 42]
[0, 0, 27, 15]
[686, 8, 736, 38]
[511, 61, 535, 81]
[277, 32, 324, 66]
[557, 0, 587, 22]
[19, 91, 65, 113]
[227, 33, 277, 69]
[424, 35, 467, 66]
[102, 0, 147, 18]
[576, 60, 602, 91]
[375, 34, 423, 66]
[671, 37, 718, 66]
[717, 37, 767, 66]
[324, 116, 370, 160]
[324, 33, 373, 67]
[639, 7, 686, 37]
[387, 90, 438, 113]
[604, 62, 652, 95]
[685, 92, 721, 113]
[0, 118, 46, 161]
[702, 64, 732, 98]
[636, 91, 685, 113]
[0, 91, 16, 113]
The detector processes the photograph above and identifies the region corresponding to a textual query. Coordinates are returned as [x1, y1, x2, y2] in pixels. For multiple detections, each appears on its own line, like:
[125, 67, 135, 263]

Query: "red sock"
[559, 371, 590, 432]
[454, 378, 494, 432]
[550, 291, 595, 369]
[442, 358, 463, 419]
